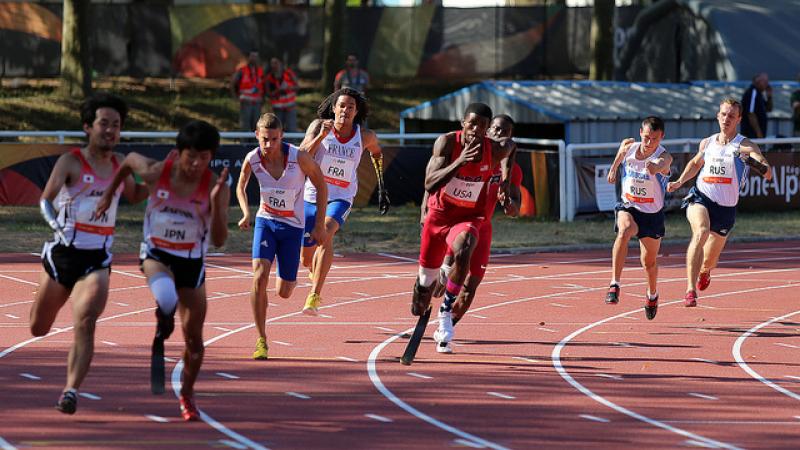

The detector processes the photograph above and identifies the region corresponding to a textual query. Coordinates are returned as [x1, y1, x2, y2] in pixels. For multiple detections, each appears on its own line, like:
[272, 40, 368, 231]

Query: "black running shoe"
[55, 390, 77, 414]
[155, 307, 175, 340]
[605, 285, 620, 304]
[644, 295, 658, 320]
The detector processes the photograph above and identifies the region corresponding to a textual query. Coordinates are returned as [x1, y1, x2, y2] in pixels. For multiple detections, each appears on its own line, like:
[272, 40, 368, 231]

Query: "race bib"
[622, 170, 654, 204]
[443, 177, 484, 207]
[321, 155, 356, 188]
[702, 156, 734, 184]
[150, 211, 198, 250]
[261, 188, 296, 217]
[74, 196, 117, 235]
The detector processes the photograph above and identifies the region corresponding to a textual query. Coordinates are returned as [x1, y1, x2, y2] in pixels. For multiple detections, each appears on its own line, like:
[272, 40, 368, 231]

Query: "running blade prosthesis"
[401, 306, 432, 365]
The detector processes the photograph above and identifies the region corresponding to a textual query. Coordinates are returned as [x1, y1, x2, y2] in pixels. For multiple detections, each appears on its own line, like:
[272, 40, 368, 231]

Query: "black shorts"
[42, 242, 112, 289]
[614, 204, 665, 240]
[141, 247, 205, 289]
[682, 187, 736, 237]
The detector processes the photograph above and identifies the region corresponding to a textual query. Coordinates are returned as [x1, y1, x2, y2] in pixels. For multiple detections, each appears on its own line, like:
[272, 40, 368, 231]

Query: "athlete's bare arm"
[236, 159, 253, 230]
[488, 136, 516, 200]
[297, 150, 329, 244]
[607, 138, 635, 184]
[298, 119, 333, 157]
[667, 138, 708, 192]
[209, 169, 230, 248]
[115, 152, 149, 204]
[96, 152, 162, 215]
[424, 132, 480, 193]
[646, 151, 673, 176]
[737, 139, 773, 180]
[39, 152, 81, 238]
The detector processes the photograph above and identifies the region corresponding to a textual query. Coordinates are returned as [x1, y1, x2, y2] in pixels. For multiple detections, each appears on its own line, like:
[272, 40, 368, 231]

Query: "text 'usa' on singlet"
[696, 133, 748, 207]
[54, 148, 123, 250]
[246, 143, 307, 229]
[143, 158, 212, 259]
[428, 131, 494, 218]
[304, 125, 364, 203]
[619, 143, 669, 214]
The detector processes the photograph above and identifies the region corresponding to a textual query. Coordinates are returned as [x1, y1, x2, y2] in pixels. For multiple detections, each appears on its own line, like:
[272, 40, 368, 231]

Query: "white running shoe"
[436, 341, 453, 353]
[436, 309, 454, 343]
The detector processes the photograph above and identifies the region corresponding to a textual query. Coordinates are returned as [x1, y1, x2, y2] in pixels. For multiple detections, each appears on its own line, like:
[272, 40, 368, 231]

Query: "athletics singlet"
[304, 125, 363, 203]
[428, 131, 493, 218]
[619, 143, 668, 214]
[246, 143, 306, 229]
[142, 159, 212, 259]
[53, 148, 123, 250]
[696, 134, 748, 207]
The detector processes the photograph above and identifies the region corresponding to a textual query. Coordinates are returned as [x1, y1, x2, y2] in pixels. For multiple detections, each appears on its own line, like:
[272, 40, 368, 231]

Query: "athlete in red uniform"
[412, 103, 515, 354]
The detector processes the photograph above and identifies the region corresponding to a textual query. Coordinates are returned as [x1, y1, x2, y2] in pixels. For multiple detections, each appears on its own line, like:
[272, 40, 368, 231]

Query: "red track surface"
[1, 241, 800, 449]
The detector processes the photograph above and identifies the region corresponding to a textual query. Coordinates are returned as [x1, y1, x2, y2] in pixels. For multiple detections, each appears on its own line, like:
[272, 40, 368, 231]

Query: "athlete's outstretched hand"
[460, 134, 482, 164]
[377, 187, 390, 215]
[95, 190, 114, 218]
[666, 181, 681, 193]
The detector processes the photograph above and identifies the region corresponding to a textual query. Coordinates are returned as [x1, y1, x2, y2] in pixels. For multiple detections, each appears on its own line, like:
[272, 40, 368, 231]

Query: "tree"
[321, 0, 346, 95]
[589, 0, 614, 81]
[60, 0, 91, 97]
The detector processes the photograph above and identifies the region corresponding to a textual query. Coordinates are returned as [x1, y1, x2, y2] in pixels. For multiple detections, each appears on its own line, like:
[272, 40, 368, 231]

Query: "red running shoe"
[179, 394, 200, 421]
[684, 290, 697, 307]
[605, 285, 620, 304]
[697, 271, 711, 291]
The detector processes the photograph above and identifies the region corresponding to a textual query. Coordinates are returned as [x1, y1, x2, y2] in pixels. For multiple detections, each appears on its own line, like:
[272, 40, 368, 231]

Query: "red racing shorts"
[419, 208, 485, 270]
[444, 219, 492, 279]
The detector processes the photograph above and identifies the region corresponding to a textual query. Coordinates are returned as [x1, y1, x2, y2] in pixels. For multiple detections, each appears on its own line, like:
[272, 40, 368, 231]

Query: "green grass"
[4, 204, 799, 255]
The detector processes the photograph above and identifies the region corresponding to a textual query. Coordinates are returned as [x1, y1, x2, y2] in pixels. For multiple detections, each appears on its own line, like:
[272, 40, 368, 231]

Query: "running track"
[1, 241, 799, 449]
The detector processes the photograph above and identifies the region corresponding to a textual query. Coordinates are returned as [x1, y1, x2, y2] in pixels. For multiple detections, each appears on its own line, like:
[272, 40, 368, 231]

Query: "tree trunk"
[59, 0, 92, 97]
[321, 0, 346, 95]
[589, 0, 614, 81]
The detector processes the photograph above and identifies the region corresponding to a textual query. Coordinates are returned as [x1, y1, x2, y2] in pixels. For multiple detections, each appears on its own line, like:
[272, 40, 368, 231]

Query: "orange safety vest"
[237, 65, 264, 102]
[266, 68, 297, 109]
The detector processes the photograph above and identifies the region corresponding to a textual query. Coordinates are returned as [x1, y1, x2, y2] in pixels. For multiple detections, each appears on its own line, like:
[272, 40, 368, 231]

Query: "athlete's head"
[639, 116, 665, 152]
[461, 103, 492, 141]
[717, 97, 742, 133]
[317, 87, 368, 126]
[489, 114, 515, 140]
[255, 113, 284, 154]
[175, 120, 220, 178]
[80, 93, 128, 152]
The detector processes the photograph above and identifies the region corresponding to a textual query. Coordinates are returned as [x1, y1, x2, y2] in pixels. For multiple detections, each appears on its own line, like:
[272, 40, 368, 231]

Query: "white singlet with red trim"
[696, 133, 748, 207]
[304, 124, 363, 203]
[246, 143, 306, 229]
[619, 143, 668, 214]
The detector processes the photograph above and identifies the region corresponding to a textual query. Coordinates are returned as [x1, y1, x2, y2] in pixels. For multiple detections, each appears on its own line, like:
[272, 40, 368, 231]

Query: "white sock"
[610, 280, 619, 287]
[647, 291, 658, 300]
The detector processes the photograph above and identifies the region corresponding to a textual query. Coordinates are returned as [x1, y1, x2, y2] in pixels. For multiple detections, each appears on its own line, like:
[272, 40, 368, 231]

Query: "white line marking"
[487, 392, 515, 400]
[100, 340, 118, 346]
[695, 328, 715, 334]
[375, 326, 395, 332]
[786, 375, 800, 381]
[214, 326, 231, 332]
[407, 372, 433, 380]
[550, 303, 571, 308]
[471, 314, 488, 319]
[453, 438, 487, 448]
[691, 358, 719, 365]
[286, 391, 310, 400]
[580, 414, 610, 423]
[4, 314, 19, 319]
[111, 269, 145, 279]
[489, 292, 507, 297]
[354, 292, 370, 297]
[19, 373, 40, 380]
[538, 327, 556, 333]
[112, 302, 129, 307]
[318, 314, 333, 318]
[688, 392, 718, 401]
[512, 356, 540, 363]
[216, 372, 240, 380]
[683, 439, 724, 448]
[218, 439, 248, 450]
[776, 343, 800, 349]
[145, 414, 169, 423]
[376, 252, 418, 262]
[365, 413, 394, 423]
[0, 437, 15, 450]
[271, 340, 292, 346]
[0, 300, 33, 309]
[79, 392, 101, 400]
[337, 356, 358, 362]
[595, 373, 623, 380]
[164, 357, 176, 363]
[613, 342, 633, 348]
[268, 302, 279, 307]
[0, 274, 37, 286]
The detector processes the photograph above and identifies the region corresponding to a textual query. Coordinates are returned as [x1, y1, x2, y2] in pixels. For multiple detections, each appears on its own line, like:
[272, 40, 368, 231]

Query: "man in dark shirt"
[740, 72, 773, 139]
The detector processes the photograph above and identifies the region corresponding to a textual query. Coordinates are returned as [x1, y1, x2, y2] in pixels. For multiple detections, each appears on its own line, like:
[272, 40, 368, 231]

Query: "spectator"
[791, 73, 800, 137]
[266, 57, 298, 132]
[334, 54, 369, 95]
[740, 72, 773, 139]
[231, 51, 265, 132]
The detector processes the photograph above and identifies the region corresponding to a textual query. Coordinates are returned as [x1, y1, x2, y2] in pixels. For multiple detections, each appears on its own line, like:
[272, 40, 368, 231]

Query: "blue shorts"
[682, 187, 736, 237]
[252, 217, 304, 282]
[614, 204, 665, 240]
[303, 199, 352, 247]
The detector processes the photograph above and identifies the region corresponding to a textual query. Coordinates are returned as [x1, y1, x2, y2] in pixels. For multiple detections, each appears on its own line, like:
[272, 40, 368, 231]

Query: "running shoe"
[302, 293, 321, 315]
[252, 337, 269, 360]
[644, 295, 658, 320]
[697, 271, 711, 291]
[435, 308, 454, 344]
[605, 285, 620, 304]
[436, 341, 453, 353]
[684, 290, 698, 307]
[155, 307, 175, 340]
[179, 394, 200, 421]
[55, 390, 77, 415]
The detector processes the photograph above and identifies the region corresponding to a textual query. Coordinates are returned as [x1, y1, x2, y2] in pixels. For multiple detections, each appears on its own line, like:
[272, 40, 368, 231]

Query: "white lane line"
[111, 269, 145, 279]
[112, 302, 129, 307]
[733, 308, 800, 402]
[79, 392, 101, 400]
[164, 357, 177, 363]
[365, 413, 394, 423]
[376, 252, 418, 262]
[0, 437, 15, 450]
[354, 292, 371, 297]
[776, 343, 800, 349]
[216, 372, 240, 380]
[375, 326, 395, 332]
[613, 342, 633, 348]
[271, 340, 292, 346]
[580, 414, 610, 423]
[318, 314, 333, 318]
[0, 274, 37, 286]
[489, 292, 507, 297]
[337, 356, 358, 362]
[145, 414, 170, 423]
[101, 340, 118, 346]
[595, 373, 623, 381]
[286, 392, 310, 400]
[0, 300, 33, 309]
[407, 372, 432, 380]
[684, 439, 725, 448]
[487, 392, 515, 400]
[471, 314, 488, 319]
[268, 302, 279, 307]
[453, 438, 487, 448]
[20, 373, 41, 380]
[688, 393, 718, 401]
[512, 356, 540, 363]
[691, 358, 719, 365]
[538, 327, 556, 333]
[4, 314, 19, 319]
[695, 328, 715, 334]
[550, 303, 571, 308]
[219, 439, 248, 449]
[214, 326, 231, 332]
[786, 375, 800, 381]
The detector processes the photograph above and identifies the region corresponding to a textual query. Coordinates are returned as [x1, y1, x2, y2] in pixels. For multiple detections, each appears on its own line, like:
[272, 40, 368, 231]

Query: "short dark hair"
[492, 114, 515, 128]
[176, 120, 220, 155]
[317, 87, 369, 125]
[641, 116, 665, 133]
[464, 103, 492, 120]
[80, 93, 128, 127]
